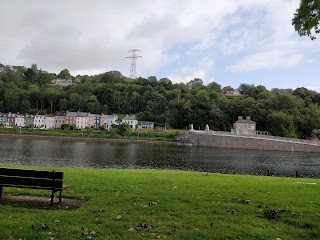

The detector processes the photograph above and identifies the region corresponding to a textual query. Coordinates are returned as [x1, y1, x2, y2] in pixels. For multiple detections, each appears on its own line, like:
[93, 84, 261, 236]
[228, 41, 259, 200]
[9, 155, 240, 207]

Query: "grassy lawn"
[0, 128, 184, 141]
[0, 166, 319, 239]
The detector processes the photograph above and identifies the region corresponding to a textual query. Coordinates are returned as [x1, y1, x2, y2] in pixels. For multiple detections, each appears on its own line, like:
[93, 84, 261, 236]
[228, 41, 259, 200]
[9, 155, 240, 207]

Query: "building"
[65, 111, 77, 127]
[122, 115, 138, 130]
[137, 121, 154, 130]
[15, 114, 25, 127]
[87, 113, 95, 128]
[100, 114, 118, 130]
[7, 113, 16, 127]
[0, 113, 7, 126]
[55, 111, 67, 129]
[76, 112, 89, 129]
[222, 88, 241, 96]
[34, 114, 46, 128]
[51, 79, 73, 87]
[25, 114, 35, 127]
[233, 116, 256, 135]
[92, 114, 102, 128]
[44, 115, 55, 129]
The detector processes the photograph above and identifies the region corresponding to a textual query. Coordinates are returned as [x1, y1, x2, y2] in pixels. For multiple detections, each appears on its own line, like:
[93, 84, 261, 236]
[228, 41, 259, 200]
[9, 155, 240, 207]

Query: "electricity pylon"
[125, 49, 142, 79]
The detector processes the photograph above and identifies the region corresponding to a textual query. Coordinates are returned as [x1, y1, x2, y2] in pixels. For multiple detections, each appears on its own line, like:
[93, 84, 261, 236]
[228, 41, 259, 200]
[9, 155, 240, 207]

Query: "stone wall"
[183, 132, 320, 153]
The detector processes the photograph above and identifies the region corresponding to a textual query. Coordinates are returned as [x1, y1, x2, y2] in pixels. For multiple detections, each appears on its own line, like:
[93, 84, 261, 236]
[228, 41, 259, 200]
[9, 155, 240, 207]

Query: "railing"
[188, 130, 320, 146]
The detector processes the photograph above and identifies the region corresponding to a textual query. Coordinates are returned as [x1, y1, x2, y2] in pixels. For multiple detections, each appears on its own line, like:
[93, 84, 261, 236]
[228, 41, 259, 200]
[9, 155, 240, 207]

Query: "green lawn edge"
[0, 128, 185, 142]
[0, 165, 319, 239]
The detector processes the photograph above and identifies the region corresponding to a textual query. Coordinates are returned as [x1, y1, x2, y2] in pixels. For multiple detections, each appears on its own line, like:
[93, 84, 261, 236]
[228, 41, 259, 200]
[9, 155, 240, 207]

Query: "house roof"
[66, 111, 78, 117]
[139, 121, 154, 125]
[123, 115, 137, 120]
[101, 114, 117, 119]
[65, 111, 88, 117]
[56, 111, 67, 116]
[235, 119, 256, 124]
[77, 112, 89, 117]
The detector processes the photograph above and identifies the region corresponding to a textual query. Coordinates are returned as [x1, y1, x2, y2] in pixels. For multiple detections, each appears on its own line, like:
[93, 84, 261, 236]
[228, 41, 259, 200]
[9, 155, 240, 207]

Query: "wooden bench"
[0, 167, 69, 206]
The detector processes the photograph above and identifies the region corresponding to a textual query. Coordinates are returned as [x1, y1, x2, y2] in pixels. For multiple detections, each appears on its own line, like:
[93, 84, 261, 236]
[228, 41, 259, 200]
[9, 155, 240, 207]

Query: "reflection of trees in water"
[0, 137, 320, 177]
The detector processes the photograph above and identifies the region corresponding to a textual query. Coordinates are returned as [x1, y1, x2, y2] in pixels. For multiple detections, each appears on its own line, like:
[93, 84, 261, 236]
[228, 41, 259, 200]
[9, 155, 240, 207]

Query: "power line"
[125, 49, 142, 79]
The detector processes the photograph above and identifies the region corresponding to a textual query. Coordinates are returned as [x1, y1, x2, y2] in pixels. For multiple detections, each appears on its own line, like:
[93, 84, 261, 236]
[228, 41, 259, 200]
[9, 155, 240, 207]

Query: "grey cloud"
[18, 24, 127, 74]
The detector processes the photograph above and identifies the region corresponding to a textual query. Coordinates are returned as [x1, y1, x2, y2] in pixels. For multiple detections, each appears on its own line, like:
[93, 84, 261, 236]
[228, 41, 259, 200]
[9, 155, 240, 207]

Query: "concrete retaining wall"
[180, 132, 320, 153]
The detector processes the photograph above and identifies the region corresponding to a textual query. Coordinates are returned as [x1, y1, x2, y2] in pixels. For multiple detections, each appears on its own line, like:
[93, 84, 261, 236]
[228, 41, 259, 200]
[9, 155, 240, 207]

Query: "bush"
[61, 124, 75, 130]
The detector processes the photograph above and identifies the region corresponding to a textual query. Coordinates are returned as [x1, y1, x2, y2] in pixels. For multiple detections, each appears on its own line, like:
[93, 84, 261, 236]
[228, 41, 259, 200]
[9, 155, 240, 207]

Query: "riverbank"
[0, 128, 184, 144]
[0, 166, 319, 239]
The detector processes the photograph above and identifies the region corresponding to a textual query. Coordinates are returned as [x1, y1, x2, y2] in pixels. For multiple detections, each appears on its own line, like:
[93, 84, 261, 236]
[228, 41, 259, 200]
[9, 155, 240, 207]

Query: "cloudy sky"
[1, 0, 319, 90]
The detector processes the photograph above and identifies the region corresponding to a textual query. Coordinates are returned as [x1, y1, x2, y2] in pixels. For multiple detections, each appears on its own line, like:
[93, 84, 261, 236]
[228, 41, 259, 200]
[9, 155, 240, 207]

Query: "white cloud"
[167, 58, 214, 84]
[0, 0, 317, 90]
[226, 50, 303, 72]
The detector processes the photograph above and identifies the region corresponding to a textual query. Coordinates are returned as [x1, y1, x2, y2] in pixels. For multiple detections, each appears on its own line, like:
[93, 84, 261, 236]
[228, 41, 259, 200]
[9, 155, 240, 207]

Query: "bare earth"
[0, 194, 83, 210]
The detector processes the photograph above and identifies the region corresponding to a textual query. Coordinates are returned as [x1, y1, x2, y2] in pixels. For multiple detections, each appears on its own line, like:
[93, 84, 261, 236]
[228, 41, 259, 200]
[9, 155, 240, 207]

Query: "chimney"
[246, 116, 251, 120]
[238, 116, 243, 120]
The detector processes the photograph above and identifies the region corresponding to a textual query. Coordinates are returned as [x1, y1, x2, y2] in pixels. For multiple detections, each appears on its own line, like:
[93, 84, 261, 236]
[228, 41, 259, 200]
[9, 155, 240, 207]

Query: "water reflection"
[0, 137, 319, 178]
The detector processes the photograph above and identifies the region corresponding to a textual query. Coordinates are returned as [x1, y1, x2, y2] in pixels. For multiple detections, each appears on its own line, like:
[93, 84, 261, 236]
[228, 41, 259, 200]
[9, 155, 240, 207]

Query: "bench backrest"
[0, 168, 64, 190]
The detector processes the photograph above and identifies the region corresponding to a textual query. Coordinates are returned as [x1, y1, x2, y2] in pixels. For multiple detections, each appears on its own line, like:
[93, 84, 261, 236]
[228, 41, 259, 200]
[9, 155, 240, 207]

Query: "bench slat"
[0, 176, 63, 189]
[0, 168, 63, 180]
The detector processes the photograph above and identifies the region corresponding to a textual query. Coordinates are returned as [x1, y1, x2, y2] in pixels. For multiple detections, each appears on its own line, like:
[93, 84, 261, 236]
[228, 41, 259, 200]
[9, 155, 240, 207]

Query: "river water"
[0, 137, 320, 178]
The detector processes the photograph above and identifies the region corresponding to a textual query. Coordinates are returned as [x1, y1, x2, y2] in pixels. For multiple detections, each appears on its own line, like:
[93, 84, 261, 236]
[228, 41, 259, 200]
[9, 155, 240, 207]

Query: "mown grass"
[0, 165, 319, 239]
[0, 128, 184, 141]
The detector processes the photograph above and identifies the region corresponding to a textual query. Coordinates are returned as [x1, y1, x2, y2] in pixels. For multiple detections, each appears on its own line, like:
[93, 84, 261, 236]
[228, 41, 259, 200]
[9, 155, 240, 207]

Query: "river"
[0, 136, 320, 178]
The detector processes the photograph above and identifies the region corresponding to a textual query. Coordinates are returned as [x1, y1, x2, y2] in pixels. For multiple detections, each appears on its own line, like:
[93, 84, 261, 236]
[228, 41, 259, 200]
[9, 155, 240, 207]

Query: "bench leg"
[59, 190, 62, 203]
[50, 190, 54, 206]
[0, 186, 2, 198]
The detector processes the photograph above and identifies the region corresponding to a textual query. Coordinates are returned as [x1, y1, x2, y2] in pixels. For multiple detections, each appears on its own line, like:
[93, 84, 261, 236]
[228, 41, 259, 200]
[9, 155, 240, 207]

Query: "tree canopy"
[1, 63, 320, 140]
[292, 0, 320, 40]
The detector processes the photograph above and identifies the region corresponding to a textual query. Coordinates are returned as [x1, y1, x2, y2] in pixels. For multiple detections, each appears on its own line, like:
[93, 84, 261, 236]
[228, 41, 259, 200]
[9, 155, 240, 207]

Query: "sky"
[1, 0, 320, 91]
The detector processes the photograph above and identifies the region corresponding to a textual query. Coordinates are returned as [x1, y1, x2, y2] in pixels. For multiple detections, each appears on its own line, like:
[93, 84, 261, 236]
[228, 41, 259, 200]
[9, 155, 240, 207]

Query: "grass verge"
[0, 165, 319, 239]
[0, 128, 184, 141]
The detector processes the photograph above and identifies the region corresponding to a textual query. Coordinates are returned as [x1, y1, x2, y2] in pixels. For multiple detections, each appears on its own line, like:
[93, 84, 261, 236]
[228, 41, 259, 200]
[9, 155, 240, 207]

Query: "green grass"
[0, 128, 185, 141]
[0, 165, 319, 239]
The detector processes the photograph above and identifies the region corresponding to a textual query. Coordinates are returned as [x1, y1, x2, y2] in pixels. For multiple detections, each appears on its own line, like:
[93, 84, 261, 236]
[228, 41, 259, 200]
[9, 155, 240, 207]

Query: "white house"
[15, 114, 25, 127]
[44, 115, 55, 129]
[34, 114, 46, 128]
[122, 115, 138, 130]
[137, 121, 154, 130]
[76, 112, 89, 129]
[52, 78, 73, 87]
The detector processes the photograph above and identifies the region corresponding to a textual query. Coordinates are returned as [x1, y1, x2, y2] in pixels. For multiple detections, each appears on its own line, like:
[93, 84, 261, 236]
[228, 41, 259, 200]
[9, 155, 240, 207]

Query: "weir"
[176, 130, 320, 153]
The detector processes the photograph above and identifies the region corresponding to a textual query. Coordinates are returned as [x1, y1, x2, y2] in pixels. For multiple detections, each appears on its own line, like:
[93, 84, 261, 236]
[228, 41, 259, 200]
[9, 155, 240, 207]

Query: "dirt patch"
[0, 194, 84, 210]
[264, 209, 285, 220]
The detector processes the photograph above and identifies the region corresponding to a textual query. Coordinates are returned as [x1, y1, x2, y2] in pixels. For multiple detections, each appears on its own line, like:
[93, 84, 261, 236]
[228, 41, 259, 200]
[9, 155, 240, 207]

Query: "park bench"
[0, 167, 69, 206]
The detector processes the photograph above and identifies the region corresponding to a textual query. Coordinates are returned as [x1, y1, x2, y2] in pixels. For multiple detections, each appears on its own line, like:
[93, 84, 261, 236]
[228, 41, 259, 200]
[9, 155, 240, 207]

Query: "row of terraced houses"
[0, 112, 154, 130]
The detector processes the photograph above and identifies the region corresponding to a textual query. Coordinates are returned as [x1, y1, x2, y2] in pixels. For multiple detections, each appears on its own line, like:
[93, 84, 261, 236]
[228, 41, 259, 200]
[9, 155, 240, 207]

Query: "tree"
[20, 99, 31, 113]
[4, 82, 20, 112]
[69, 93, 82, 111]
[292, 0, 320, 40]
[58, 98, 69, 111]
[24, 66, 37, 83]
[45, 88, 60, 113]
[116, 123, 132, 136]
[58, 69, 71, 79]
[266, 111, 297, 138]
[100, 71, 126, 83]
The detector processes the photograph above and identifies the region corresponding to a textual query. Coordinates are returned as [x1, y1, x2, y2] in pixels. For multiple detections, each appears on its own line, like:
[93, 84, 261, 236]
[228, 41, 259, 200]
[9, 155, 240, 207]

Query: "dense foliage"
[1, 64, 320, 139]
[292, 0, 320, 40]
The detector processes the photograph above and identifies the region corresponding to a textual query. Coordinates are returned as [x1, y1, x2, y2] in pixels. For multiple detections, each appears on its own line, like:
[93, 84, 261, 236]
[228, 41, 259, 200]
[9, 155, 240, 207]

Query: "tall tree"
[58, 69, 71, 79]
